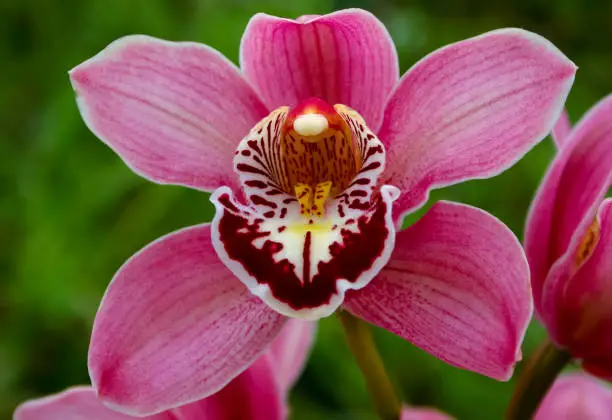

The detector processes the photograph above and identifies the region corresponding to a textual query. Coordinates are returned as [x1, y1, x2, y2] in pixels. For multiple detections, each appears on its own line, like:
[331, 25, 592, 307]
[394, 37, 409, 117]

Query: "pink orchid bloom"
[69, 8, 576, 416]
[535, 373, 612, 419]
[525, 95, 612, 379]
[14, 320, 314, 420]
[401, 407, 454, 420]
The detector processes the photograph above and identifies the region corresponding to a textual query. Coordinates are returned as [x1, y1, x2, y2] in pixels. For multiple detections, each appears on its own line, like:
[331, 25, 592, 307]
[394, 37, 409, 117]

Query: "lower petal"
[210, 185, 399, 319]
[88, 224, 286, 416]
[171, 354, 284, 420]
[268, 319, 317, 392]
[13, 387, 174, 420]
[344, 201, 532, 380]
[535, 373, 612, 420]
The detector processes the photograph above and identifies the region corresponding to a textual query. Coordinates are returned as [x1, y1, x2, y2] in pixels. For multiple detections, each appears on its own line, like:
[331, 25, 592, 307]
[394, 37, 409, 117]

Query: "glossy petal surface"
[525, 96, 612, 312]
[14, 387, 174, 420]
[380, 28, 576, 222]
[89, 224, 286, 416]
[344, 201, 532, 380]
[535, 374, 612, 420]
[240, 9, 399, 131]
[70, 35, 268, 192]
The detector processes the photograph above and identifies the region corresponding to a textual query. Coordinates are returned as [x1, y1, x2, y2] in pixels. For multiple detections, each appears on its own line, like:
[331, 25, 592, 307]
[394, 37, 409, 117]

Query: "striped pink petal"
[171, 354, 284, 420]
[13, 387, 173, 420]
[525, 95, 612, 313]
[240, 9, 399, 131]
[88, 224, 286, 416]
[344, 201, 532, 380]
[70, 35, 268, 192]
[379, 28, 576, 223]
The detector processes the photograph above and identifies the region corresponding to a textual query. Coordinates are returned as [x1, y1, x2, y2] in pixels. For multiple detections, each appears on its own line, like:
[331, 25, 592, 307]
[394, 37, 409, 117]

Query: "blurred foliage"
[1, 0, 611, 418]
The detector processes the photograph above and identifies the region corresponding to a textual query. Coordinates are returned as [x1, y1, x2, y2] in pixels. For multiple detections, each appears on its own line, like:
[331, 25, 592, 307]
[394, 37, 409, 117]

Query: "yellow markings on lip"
[575, 219, 601, 267]
[287, 220, 333, 235]
[295, 181, 333, 218]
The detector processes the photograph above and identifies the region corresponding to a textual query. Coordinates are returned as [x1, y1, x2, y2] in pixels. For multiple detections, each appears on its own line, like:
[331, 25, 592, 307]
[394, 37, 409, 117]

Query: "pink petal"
[268, 319, 316, 391]
[551, 109, 572, 148]
[344, 201, 532, 380]
[379, 28, 576, 222]
[89, 224, 286, 416]
[525, 95, 612, 313]
[171, 354, 284, 420]
[401, 406, 455, 420]
[240, 9, 399, 131]
[13, 387, 174, 420]
[535, 373, 612, 420]
[70, 35, 269, 192]
[542, 200, 612, 378]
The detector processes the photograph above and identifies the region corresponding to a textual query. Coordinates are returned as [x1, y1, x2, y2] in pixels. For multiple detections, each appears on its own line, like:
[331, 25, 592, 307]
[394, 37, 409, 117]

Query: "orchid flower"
[69, 8, 576, 416]
[535, 373, 612, 419]
[14, 320, 314, 420]
[525, 96, 612, 378]
[401, 407, 454, 420]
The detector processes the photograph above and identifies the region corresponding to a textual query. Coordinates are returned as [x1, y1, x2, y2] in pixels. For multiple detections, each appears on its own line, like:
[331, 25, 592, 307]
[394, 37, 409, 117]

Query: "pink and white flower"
[535, 373, 612, 419]
[525, 95, 612, 379]
[14, 320, 314, 420]
[69, 8, 576, 415]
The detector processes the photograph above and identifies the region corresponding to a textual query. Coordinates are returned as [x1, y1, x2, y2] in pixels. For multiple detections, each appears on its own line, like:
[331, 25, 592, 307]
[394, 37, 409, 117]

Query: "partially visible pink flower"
[525, 96, 612, 378]
[402, 406, 454, 420]
[535, 373, 612, 419]
[13, 320, 315, 420]
[70, 8, 575, 415]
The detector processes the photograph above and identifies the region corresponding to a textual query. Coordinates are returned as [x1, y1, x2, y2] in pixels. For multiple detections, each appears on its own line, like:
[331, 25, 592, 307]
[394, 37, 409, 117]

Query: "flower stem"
[506, 338, 572, 420]
[337, 310, 402, 420]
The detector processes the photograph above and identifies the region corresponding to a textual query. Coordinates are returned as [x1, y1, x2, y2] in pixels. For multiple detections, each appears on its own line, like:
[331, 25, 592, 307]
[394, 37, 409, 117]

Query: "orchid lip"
[210, 99, 400, 319]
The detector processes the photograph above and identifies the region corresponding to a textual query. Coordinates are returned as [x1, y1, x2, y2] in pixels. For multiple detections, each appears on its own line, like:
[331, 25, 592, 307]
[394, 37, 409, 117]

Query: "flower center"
[281, 98, 361, 217]
[213, 97, 398, 318]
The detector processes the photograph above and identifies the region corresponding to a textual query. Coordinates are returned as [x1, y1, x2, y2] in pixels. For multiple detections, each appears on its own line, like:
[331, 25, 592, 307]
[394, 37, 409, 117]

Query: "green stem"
[506, 338, 572, 420]
[337, 310, 402, 420]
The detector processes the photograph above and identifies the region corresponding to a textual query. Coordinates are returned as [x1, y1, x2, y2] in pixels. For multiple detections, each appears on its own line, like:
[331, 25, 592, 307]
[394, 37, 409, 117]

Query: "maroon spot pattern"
[216, 193, 391, 310]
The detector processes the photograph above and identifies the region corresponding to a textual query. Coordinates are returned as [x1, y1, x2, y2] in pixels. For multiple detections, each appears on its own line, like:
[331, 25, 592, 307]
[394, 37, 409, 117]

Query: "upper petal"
[70, 35, 268, 192]
[535, 373, 612, 420]
[525, 95, 612, 312]
[268, 319, 316, 392]
[379, 28, 576, 223]
[170, 354, 284, 420]
[344, 201, 532, 380]
[88, 224, 286, 416]
[240, 9, 399, 131]
[13, 387, 174, 420]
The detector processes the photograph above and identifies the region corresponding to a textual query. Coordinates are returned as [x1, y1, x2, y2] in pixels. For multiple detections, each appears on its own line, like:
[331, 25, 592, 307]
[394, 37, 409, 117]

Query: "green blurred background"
[1, 0, 611, 418]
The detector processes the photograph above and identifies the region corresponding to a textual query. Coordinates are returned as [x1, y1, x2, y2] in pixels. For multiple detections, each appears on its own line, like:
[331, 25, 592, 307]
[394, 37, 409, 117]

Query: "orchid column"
[69, 8, 576, 418]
